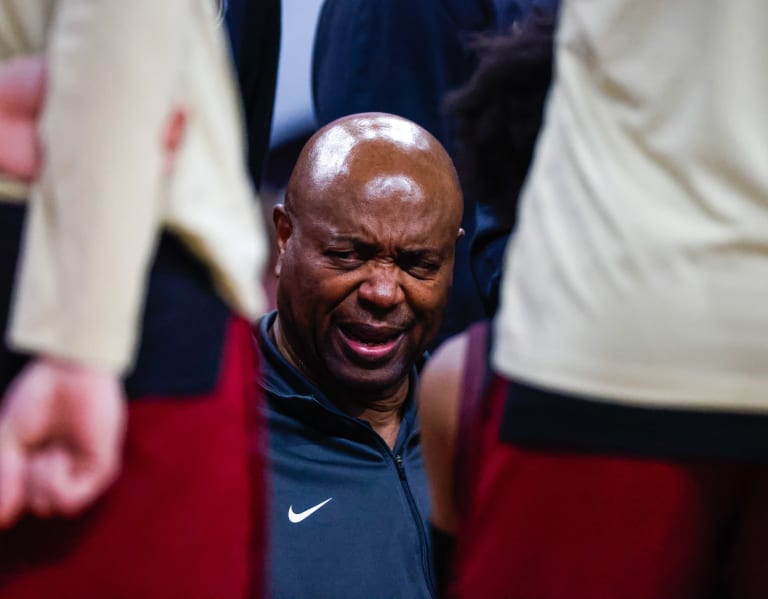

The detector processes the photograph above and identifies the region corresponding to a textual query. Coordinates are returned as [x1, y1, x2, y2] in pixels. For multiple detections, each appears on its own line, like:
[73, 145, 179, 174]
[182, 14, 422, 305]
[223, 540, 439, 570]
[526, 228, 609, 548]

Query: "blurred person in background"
[447, 4, 556, 315]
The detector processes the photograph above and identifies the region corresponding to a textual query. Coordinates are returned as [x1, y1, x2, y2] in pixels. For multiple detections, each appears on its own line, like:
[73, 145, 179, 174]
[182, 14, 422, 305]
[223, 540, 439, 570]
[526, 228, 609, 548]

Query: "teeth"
[352, 335, 385, 346]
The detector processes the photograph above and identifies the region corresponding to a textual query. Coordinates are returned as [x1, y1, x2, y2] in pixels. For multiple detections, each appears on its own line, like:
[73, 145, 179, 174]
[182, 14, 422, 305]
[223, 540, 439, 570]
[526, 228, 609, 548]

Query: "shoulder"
[418, 332, 468, 428]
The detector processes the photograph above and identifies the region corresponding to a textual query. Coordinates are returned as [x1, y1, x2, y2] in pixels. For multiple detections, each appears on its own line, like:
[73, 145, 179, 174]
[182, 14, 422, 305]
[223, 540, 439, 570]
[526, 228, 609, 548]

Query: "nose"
[358, 263, 404, 311]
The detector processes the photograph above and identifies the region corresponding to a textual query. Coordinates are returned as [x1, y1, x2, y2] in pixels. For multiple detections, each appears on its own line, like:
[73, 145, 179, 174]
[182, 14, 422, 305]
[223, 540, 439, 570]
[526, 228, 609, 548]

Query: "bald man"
[255, 112, 463, 599]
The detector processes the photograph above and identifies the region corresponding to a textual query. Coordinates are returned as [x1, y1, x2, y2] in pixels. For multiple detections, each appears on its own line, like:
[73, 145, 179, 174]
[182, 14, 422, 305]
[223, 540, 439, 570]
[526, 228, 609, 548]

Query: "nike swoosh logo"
[288, 497, 333, 524]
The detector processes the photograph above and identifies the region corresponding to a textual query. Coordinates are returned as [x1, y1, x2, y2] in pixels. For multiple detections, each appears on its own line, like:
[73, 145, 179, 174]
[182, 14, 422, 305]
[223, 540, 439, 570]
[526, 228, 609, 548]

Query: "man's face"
[275, 163, 460, 397]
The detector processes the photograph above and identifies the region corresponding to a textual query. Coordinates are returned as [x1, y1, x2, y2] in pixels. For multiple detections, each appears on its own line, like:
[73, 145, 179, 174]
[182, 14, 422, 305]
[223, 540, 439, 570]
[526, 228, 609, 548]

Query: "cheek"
[278, 256, 323, 316]
[286, 261, 360, 314]
[405, 278, 452, 321]
[282, 248, 326, 292]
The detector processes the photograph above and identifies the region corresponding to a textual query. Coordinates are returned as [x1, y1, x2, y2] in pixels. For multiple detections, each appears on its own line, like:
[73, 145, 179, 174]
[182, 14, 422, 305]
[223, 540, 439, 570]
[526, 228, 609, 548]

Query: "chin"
[332, 366, 409, 395]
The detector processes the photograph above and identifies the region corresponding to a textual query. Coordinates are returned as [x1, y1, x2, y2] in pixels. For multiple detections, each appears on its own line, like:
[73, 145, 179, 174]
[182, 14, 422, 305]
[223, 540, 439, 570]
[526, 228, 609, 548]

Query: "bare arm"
[0, 56, 45, 181]
[0, 0, 188, 527]
[418, 331, 468, 534]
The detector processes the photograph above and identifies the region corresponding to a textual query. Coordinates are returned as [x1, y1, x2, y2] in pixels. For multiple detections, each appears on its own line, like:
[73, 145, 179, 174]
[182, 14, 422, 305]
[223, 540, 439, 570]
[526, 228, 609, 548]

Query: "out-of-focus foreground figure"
[0, 2, 268, 597]
[421, 0, 768, 598]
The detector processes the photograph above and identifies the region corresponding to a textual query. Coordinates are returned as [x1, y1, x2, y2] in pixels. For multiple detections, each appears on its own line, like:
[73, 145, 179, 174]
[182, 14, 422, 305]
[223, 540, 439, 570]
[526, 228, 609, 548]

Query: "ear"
[273, 204, 293, 278]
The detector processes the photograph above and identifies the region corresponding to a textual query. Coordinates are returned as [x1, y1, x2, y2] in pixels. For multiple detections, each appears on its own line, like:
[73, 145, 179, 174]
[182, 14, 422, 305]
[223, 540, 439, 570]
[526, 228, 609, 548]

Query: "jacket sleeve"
[8, 0, 187, 374]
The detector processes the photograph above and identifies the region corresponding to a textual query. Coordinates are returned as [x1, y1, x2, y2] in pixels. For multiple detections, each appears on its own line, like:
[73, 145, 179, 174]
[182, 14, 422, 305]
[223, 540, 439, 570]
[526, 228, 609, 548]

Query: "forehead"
[298, 124, 459, 231]
[300, 173, 457, 249]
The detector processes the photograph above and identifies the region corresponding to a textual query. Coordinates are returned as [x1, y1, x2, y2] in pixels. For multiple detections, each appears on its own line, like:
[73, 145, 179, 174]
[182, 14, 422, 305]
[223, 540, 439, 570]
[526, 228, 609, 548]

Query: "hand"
[0, 358, 127, 527]
[0, 55, 46, 181]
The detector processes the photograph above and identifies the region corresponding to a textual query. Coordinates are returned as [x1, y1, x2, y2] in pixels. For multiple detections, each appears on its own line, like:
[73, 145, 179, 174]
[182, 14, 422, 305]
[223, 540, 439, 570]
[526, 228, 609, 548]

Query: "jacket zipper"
[394, 453, 436, 597]
[305, 397, 435, 597]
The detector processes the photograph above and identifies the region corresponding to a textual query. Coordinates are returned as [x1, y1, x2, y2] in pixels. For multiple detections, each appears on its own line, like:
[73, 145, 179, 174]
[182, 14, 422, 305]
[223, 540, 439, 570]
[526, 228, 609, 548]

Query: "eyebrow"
[326, 235, 364, 245]
[327, 235, 442, 255]
[397, 248, 442, 260]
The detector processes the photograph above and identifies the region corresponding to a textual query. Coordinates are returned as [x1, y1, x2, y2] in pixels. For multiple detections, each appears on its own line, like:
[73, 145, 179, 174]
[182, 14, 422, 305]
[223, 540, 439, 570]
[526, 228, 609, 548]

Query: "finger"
[41, 448, 121, 518]
[0, 430, 28, 528]
[27, 450, 63, 520]
[27, 480, 54, 519]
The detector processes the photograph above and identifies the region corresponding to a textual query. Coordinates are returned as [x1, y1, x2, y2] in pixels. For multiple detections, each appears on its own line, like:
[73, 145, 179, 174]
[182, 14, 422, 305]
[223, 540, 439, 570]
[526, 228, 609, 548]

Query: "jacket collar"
[255, 311, 421, 429]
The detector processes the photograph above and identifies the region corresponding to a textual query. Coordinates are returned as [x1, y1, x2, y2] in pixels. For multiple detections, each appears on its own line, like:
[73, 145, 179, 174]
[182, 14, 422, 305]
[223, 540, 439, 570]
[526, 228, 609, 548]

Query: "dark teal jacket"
[256, 312, 434, 599]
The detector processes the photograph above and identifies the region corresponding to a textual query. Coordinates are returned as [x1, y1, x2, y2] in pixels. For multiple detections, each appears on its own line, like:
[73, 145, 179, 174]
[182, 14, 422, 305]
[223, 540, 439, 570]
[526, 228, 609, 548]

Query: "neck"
[334, 385, 408, 449]
[271, 315, 407, 449]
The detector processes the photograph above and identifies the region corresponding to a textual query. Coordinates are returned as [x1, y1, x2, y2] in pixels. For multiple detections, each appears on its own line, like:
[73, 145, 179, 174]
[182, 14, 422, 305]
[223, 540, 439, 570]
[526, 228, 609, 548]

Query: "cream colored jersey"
[0, 0, 267, 374]
[494, 0, 768, 411]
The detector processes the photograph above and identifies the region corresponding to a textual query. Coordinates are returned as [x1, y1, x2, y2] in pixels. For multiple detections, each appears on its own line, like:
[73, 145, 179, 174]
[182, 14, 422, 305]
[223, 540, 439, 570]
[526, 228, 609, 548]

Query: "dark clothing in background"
[313, 0, 495, 156]
[463, 0, 560, 315]
[224, 0, 246, 64]
[227, 0, 281, 189]
[0, 205, 28, 393]
[471, 203, 512, 315]
[495, 0, 560, 23]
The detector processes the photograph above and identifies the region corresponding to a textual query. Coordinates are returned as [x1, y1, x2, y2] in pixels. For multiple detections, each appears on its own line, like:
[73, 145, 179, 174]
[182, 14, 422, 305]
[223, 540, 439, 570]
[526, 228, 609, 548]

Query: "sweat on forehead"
[285, 113, 458, 211]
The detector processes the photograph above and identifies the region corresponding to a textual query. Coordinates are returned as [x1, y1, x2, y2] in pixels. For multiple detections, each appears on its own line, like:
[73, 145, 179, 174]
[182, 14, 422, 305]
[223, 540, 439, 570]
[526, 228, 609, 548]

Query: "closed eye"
[397, 252, 441, 279]
[326, 250, 357, 259]
[325, 250, 362, 268]
[325, 244, 376, 269]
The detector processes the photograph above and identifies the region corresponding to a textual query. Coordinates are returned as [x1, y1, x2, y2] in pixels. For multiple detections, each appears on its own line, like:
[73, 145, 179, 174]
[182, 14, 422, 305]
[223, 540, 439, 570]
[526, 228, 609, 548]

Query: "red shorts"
[451, 374, 768, 599]
[0, 317, 265, 599]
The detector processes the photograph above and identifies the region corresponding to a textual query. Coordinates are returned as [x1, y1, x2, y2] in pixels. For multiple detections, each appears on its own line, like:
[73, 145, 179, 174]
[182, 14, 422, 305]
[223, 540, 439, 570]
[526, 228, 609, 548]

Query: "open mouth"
[336, 322, 404, 362]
